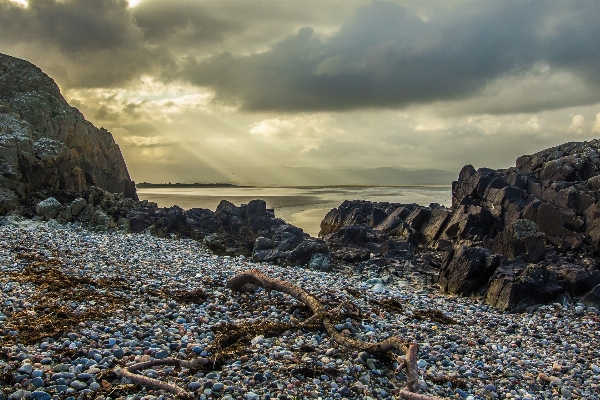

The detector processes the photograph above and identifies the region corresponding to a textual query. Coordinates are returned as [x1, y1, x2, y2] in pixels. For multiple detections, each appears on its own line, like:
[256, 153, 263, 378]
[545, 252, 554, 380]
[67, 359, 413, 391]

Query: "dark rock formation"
[438, 246, 501, 296]
[488, 219, 545, 262]
[0, 53, 137, 211]
[485, 262, 565, 312]
[318, 140, 600, 311]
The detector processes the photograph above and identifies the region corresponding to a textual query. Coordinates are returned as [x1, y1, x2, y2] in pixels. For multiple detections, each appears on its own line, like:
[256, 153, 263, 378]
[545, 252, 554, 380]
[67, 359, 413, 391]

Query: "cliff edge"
[0, 53, 136, 214]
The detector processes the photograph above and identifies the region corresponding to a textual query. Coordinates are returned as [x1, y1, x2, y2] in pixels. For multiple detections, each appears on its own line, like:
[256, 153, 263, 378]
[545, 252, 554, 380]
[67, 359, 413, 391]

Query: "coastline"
[136, 186, 452, 237]
[1, 219, 598, 399]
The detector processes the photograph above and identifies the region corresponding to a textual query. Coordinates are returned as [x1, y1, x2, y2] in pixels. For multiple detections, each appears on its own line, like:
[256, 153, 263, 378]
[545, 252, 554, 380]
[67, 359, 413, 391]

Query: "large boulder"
[489, 219, 546, 262]
[0, 187, 17, 214]
[35, 197, 62, 221]
[578, 284, 600, 308]
[437, 246, 501, 296]
[486, 262, 565, 312]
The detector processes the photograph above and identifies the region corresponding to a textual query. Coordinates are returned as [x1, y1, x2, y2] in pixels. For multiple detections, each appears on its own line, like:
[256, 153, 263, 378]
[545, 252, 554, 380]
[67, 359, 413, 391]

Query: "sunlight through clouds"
[3, 0, 600, 183]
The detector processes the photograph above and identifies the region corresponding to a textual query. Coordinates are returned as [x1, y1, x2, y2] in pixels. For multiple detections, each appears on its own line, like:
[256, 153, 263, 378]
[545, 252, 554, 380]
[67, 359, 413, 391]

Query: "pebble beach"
[1, 218, 599, 400]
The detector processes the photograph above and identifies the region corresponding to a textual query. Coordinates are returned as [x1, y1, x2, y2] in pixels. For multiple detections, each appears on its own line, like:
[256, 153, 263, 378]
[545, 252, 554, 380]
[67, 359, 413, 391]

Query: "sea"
[137, 186, 452, 237]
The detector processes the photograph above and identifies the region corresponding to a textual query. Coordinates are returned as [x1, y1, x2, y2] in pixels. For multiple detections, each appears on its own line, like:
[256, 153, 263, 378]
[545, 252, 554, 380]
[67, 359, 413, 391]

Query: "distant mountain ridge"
[222, 166, 456, 187]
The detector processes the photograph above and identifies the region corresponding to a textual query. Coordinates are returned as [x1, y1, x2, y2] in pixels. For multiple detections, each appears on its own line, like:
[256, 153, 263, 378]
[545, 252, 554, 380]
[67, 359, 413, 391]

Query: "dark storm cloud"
[0, 0, 168, 88]
[0, 0, 358, 89]
[180, 1, 600, 112]
[0, 0, 138, 53]
[132, 0, 233, 44]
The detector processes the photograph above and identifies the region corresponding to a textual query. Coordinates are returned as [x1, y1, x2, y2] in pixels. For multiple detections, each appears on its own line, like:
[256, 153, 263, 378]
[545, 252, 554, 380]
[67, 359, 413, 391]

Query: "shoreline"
[136, 186, 452, 237]
[1, 219, 599, 399]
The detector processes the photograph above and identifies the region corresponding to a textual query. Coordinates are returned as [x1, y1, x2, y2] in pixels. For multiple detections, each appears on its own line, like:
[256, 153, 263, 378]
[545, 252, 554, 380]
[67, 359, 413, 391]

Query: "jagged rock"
[452, 166, 498, 208]
[252, 233, 328, 266]
[35, 197, 62, 221]
[69, 198, 87, 218]
[437, 246, 501, 296]
[325, 224, 383, 263]
[524, 202, 583, 249]
[489, 219, 545, 262]
[320, 200, 370, 236]
[125, 201, 158, 232]
[252, 237, 279, 263]
[375, 206, 412, 232]
[0, 187, 17, 214]
[75, 205, 95, 223]
[486, 262, 565, 312]
[288, 238, 328, 266]
[420, 207, 451, 243]
[583, 202, 600, 252]
[554, 264, 600, 298]
[404, 207, 431, 231]
[89, 208, 112, 231]
[154, 206, 187, 238]
[440, 205, 494, 241]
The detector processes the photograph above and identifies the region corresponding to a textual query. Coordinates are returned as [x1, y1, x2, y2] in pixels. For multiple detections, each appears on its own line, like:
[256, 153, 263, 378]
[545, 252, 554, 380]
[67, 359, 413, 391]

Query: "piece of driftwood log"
[116, 357, 209, 398]
[117, 269, 443, 399]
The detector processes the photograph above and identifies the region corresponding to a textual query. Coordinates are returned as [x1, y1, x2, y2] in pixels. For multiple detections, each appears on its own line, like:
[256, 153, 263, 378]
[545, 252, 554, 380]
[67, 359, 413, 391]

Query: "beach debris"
[118, 269, 442, 399]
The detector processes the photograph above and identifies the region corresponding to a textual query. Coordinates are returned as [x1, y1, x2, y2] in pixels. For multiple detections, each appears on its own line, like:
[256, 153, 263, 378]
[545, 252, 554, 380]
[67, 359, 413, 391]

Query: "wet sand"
[137, 186, 452, 237]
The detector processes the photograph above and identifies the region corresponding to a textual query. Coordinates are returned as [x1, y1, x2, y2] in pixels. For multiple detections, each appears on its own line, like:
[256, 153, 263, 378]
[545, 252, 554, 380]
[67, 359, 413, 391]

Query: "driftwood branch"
[117, 269, 443, 399]
[227, 269, 440, 399]
[116, 357, 209, 398]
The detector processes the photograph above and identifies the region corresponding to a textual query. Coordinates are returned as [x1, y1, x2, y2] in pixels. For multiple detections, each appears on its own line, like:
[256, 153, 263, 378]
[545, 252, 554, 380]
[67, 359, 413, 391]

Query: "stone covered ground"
[0, 218, 599, 400]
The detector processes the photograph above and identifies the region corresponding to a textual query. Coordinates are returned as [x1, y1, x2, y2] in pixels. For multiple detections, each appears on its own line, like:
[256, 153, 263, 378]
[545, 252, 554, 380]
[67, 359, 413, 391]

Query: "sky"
[2, 0, 600, 184]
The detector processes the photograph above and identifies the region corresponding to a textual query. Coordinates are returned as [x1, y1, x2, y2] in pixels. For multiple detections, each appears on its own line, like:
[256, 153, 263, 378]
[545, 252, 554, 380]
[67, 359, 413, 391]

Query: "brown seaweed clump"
[1, 252, 128, 344]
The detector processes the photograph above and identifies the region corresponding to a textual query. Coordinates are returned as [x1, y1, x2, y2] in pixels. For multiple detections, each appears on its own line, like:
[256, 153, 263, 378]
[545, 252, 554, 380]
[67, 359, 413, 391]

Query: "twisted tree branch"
[117, 269, 443, 399]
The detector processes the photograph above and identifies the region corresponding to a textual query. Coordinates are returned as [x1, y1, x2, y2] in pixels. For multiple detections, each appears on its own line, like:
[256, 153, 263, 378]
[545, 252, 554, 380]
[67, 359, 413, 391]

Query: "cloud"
[179, 1, 600, 113]
[0, 0, 175, 88]
[592, 113, 600, 135]
[0, 0, 362, 90]
[131, 0, 233, 45]
[569, 114, 585, 134]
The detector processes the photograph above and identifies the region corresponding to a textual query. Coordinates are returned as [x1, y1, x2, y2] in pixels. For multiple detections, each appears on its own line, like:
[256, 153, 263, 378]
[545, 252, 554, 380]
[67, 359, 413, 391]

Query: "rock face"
[318, 140, 600, 311]
[0, 53, 137, 211]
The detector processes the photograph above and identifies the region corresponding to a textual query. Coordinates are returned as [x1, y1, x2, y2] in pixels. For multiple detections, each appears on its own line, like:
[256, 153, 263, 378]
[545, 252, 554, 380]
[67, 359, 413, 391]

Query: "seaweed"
[412, 309, 458, 325]
[1, 257, 128, 344]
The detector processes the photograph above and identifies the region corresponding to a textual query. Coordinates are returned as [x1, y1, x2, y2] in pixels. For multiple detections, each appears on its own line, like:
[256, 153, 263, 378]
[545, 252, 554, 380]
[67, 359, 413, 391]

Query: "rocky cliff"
[0, 53, 136, 214]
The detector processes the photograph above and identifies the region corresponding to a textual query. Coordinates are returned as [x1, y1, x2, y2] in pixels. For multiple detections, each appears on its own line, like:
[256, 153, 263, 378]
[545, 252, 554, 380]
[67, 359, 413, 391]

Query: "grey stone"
[35, 197, 62, 221]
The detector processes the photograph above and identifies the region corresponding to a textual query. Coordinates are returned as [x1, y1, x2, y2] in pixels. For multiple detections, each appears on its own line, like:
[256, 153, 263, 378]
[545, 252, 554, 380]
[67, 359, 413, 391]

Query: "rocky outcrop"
[0, 53, 137, 212]
[438, 246, 501, 297]
[318, 140, 600, 311]
[28, 188, 324, 265]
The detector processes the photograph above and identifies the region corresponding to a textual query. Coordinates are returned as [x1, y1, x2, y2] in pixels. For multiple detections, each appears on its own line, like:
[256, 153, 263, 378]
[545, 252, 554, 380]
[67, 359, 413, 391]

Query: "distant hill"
[223, 166, 456, 186]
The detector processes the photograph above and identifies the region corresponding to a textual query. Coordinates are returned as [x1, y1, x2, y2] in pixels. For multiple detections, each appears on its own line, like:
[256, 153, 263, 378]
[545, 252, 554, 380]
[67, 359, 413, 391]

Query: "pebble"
[29, 392, 50, 400]
[0, 220, 598, 399]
